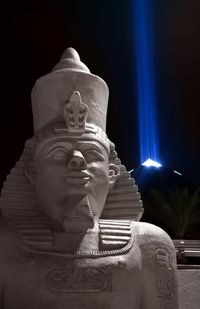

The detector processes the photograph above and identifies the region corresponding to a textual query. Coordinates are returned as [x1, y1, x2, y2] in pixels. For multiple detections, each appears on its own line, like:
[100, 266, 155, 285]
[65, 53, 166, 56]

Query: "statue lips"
[64, 171, 92, 185]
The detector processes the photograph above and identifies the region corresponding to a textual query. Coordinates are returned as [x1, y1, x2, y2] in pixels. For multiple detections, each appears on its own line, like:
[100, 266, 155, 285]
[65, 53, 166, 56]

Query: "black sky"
[1, 0, 200, 187]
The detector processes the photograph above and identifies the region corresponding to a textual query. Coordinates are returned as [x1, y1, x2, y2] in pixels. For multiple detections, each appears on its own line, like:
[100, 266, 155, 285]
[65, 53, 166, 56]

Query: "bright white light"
[142, 158, 162, 168]
[173, 170, 182, 176]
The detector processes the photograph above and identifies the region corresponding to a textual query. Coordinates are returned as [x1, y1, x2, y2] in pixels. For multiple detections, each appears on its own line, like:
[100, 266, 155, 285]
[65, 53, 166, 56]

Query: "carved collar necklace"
[14, 216, 134, 258]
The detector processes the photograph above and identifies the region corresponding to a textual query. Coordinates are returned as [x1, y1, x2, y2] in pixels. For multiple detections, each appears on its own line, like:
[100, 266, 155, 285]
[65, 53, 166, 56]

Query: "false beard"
[62, 194, 94, 233]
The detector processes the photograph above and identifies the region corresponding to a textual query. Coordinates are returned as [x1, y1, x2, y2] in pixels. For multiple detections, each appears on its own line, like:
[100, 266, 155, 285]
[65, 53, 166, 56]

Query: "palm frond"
[145, 186, 200, 238]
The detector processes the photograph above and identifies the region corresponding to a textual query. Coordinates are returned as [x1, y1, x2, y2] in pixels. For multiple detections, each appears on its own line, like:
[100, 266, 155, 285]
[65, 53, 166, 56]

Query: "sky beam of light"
[133, 0, 160, 164]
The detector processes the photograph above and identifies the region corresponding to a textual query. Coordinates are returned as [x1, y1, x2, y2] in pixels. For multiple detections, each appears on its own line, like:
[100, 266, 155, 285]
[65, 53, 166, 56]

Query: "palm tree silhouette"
[144, 187, 200, 239]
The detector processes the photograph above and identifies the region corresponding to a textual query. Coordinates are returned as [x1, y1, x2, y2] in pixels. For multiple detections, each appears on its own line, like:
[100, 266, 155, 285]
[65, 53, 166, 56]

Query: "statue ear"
[108, 164, 120, 188]
[25, 162, 36, 185]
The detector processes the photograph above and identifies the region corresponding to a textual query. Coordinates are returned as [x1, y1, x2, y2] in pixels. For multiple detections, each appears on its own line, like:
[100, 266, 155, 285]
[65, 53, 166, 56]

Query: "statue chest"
[3, 250, 142, 309]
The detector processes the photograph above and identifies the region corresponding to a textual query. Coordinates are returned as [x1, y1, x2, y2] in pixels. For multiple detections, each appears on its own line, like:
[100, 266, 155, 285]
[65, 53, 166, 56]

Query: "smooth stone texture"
[178, 269, 200, 309]
[0, 48, 178, 308]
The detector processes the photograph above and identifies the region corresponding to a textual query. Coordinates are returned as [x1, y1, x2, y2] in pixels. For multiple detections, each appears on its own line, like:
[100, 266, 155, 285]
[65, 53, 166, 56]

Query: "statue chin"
[62, 195, 95, 233]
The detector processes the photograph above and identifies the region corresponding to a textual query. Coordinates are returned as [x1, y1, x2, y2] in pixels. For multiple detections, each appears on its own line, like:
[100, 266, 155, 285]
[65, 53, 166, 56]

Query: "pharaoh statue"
[0, 48, 178, 309]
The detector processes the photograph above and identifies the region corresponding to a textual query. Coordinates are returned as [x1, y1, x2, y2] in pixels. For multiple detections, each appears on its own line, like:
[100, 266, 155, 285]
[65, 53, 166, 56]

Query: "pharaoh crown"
[31, 48, 109, 135]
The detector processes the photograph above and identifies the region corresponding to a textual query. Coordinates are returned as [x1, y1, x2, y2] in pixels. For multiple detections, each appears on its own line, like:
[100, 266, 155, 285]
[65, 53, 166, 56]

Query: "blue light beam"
[133, 0, 160, 164]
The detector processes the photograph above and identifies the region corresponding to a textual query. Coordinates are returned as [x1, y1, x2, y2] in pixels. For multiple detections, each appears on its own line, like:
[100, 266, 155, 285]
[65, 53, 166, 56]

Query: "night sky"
[1, 0, 200, 188]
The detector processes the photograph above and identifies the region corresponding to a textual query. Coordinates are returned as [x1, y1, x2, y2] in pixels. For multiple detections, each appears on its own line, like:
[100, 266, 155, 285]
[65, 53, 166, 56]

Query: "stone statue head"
[27, 93, 121, 231]
[0, 48, 143, 235]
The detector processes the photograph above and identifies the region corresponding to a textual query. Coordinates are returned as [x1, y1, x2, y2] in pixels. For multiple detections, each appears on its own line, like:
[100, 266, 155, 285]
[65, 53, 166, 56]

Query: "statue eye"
[48, 148, 68, 158]
[84, 150, 104, 163]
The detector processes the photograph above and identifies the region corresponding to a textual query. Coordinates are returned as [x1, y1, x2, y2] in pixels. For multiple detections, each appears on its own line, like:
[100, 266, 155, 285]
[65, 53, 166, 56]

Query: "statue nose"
[68, 150, 87, 170]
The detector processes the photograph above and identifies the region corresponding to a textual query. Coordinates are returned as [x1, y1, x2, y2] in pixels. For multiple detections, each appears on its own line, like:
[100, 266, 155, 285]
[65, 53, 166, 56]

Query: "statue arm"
[136, 222, 179, 309]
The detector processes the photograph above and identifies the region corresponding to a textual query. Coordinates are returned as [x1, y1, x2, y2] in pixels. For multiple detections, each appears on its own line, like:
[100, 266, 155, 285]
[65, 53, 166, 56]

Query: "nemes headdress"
[0, 48, 143, 229]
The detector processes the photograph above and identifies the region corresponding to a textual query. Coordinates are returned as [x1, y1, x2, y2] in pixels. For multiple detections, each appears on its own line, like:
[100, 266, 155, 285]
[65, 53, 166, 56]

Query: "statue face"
[33, 137, 113, 226]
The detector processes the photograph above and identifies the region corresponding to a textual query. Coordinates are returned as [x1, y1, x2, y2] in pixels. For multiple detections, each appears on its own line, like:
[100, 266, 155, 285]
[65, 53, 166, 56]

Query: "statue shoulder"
[132, 221, 177, 270]
[133, 221, 175, 251]
[131, 222, 179, 309]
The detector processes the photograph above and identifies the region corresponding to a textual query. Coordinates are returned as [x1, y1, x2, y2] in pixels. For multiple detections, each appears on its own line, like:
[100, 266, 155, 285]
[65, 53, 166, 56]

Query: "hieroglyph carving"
[156, 247, 176, 309]
[159, 302, 175, 309]
[156, 248, 174, 297]
[46, 267, 111, 293]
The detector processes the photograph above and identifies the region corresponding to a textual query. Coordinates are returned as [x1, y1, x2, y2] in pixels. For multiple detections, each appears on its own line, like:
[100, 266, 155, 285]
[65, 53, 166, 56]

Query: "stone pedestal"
[178, 269, 200, 309]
